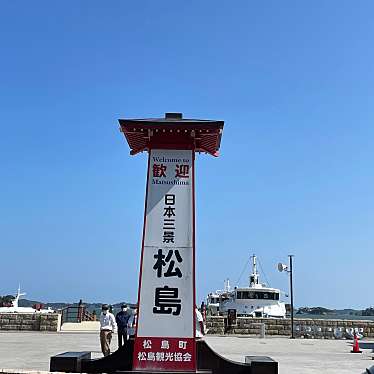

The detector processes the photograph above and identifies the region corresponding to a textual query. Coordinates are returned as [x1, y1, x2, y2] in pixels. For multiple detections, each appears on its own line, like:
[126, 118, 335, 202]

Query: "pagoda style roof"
[119, 113, 224, 156]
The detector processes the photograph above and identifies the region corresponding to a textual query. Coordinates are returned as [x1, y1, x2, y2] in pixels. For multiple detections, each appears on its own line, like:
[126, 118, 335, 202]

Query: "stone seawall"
[206, 316, 374, 338]
[0, 314, 61, 332]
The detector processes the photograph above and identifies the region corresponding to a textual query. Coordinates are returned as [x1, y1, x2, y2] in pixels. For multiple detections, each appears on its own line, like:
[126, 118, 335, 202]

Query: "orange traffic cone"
[351, 334, 362, 353]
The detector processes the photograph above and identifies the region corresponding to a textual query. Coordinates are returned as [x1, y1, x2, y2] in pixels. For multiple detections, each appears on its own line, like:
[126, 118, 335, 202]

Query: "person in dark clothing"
[115, 304, 131, 347]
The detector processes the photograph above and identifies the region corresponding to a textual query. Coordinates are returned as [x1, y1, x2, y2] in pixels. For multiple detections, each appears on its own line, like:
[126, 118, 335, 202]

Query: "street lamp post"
[288, 255, 295, 339]
[278, 255, 295, 339]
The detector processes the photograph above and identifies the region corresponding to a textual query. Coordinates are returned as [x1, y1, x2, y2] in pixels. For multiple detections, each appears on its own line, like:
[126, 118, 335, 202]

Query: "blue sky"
[0, 1, 373, 309]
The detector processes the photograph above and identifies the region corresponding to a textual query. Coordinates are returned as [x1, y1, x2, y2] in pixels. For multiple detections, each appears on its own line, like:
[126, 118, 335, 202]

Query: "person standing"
[195, 306, 205, 338]
[127, 306, 138, 339]
[99, 304, 117, 356]
[115, 304, 131, 347]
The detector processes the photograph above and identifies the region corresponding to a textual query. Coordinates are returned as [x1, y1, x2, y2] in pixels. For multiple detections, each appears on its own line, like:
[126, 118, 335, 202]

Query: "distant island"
[295, 306, 374, 318]
[296, 307, 334, 315]
[0, 295, 135, 313]
[362, 307, 374, 316]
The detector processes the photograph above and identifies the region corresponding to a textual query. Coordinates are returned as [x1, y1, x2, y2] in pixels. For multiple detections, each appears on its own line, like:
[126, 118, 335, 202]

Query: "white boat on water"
[0, 286, 54, 314]
[206, 279, 231, 315]
[209, 255, 286, 318]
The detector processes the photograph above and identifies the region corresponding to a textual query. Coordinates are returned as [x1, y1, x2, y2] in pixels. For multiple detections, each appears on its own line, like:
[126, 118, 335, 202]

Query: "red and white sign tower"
[119, 113, 224, 372]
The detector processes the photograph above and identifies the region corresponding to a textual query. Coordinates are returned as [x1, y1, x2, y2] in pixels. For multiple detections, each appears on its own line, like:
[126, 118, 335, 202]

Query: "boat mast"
[13, 284, 26, 308]
[224, 278, 230, 292]
[249, 254, 259, 287]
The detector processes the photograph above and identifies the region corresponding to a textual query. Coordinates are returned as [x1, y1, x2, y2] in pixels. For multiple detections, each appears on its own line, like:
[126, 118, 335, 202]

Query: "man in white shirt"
[99, 304, 117, 356]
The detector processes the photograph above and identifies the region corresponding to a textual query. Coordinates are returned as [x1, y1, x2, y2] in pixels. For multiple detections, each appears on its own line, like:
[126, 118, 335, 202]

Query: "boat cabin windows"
[236, 291, 279, 300]
[208, 295, 229, 304]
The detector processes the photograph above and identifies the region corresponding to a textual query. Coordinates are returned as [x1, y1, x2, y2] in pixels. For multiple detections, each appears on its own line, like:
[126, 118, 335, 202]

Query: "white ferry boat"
[206, 279, 230, 315]
[0, 286, 54, 314]
[218, 255, 286, 318]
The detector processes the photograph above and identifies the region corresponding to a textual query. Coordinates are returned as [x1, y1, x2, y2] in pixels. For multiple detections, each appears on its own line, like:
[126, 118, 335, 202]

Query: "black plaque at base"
[50, 351, 91, 372]
[245, 356, 278, 374]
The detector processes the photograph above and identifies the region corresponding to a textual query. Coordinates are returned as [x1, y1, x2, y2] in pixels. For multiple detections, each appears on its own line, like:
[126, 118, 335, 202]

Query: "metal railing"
[61, 305, 95, 325]
[293, 324, 365, 339]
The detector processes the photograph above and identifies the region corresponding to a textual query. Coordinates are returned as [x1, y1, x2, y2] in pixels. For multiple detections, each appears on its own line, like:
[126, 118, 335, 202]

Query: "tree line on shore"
[296, 306, 374, 316]
[0, 295, 14, 307]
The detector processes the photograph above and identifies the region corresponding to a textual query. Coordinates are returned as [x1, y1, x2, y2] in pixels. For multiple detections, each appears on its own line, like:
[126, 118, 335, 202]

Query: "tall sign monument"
[119, 113, 224, 372]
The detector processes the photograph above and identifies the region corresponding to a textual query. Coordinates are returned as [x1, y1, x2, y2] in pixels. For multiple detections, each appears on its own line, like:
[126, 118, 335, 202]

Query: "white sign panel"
[137, 149, 194, 338]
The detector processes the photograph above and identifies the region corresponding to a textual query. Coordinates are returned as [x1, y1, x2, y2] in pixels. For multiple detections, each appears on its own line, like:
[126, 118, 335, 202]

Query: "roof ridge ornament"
[165, 112, 182, 120]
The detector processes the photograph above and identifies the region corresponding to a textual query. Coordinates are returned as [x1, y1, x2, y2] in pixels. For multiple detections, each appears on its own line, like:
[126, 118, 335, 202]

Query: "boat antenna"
[249, 254, 259, 286]
[235, 255, 250, 287]
[257, 258, 271, 287]
[224, 278, 230, 292]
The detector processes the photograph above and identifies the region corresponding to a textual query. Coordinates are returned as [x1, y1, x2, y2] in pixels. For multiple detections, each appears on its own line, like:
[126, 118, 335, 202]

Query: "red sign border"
[133, 149, 196, 372]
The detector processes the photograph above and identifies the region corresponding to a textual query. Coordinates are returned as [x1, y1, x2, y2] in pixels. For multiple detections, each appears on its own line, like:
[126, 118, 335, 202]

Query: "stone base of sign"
[80, 339, 134, 373]
[52, 338, 278, 374]
[196, 339, 274, 374]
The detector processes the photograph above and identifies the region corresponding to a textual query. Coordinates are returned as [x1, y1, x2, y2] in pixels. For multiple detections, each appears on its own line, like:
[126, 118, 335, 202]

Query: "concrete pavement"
[0, 332, 373, 373]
